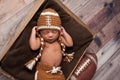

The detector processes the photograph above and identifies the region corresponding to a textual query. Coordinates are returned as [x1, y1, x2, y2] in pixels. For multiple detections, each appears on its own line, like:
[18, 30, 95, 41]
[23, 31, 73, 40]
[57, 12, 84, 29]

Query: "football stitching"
[74, 58, 91, 76]
[86, 54, 98, 66]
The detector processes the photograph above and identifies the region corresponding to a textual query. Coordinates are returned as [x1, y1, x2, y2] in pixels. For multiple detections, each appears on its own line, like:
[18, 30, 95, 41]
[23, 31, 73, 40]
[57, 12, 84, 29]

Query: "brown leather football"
[71, 53, 97, 80]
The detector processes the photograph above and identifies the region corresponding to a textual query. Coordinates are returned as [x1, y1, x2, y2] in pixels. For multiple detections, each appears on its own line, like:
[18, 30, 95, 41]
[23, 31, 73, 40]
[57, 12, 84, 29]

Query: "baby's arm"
[60, 27, 73, 47]
[29, 26, 41, 50]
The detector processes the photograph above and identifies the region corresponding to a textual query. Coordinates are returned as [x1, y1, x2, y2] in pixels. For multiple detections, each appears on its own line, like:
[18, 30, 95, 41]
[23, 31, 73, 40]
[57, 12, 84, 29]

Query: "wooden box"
[0, 0, 94, 80]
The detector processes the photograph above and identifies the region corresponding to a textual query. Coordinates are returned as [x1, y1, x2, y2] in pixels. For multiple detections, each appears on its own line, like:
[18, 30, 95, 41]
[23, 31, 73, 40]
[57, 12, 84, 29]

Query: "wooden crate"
[0, 0, 93, 80]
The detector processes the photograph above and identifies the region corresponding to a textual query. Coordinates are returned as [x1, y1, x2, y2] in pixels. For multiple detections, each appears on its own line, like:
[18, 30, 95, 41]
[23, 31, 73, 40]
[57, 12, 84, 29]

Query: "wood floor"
[0, 0, 120, 80]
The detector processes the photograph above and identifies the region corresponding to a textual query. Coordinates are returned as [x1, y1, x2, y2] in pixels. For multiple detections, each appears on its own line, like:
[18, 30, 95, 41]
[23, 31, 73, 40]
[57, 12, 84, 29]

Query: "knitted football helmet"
[37, 8, 61, 31]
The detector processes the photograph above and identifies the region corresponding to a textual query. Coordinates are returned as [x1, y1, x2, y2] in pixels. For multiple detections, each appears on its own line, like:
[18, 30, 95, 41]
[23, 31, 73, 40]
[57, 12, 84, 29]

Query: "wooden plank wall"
[0, 0, 120, 80]
[62, 1, 120, 80]
[0, 0, 37, 58]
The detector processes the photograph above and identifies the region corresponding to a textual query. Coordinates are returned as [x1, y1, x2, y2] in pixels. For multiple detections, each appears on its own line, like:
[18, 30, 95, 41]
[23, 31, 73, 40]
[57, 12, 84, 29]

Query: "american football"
[71, 53, 97, 80]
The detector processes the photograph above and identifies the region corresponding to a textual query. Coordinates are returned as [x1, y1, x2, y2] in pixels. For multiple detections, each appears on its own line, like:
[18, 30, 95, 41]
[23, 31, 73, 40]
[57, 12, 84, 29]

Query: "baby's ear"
[35, 26, 39, 31]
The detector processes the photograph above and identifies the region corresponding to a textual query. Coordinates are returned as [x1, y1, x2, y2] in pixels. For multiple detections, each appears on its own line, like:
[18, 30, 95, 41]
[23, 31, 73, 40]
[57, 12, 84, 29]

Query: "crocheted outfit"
[35, 62, 65, 80]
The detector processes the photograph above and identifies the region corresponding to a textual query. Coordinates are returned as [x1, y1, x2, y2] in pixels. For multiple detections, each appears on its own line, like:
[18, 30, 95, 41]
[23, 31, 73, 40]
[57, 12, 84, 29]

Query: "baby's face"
[40, 29, 60, 43]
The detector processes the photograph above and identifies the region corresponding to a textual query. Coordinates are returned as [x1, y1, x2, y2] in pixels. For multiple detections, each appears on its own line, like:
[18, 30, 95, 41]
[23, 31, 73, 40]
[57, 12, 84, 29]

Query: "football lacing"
[74, 58, 91, 76]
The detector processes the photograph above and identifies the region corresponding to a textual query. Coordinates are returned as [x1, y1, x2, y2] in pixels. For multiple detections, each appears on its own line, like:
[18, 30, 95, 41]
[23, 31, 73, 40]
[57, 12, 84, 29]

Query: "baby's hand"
[32, 26, 40, 37]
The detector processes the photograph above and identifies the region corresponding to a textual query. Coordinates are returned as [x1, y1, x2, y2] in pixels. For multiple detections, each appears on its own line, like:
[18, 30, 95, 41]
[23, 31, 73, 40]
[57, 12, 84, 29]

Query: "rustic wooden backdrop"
[0, 0, 120, 80]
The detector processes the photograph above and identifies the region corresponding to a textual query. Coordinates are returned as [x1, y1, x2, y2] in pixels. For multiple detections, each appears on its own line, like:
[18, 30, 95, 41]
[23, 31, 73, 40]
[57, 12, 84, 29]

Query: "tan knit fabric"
[36, 62, 65, 80]
[37, 8, 61, 31]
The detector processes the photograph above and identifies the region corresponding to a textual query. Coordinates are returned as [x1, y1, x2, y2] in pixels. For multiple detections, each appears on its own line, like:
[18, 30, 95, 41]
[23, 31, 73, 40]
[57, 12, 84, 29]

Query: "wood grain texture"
[0, 1, 36, 58]
[88, 13, 120, 53]
[62, 0, 105, 22]
[92, 37, 120, 80]
[96, 35, 120, 69]
[0, 0, 120, 80]
[0, 0, 35, 24]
